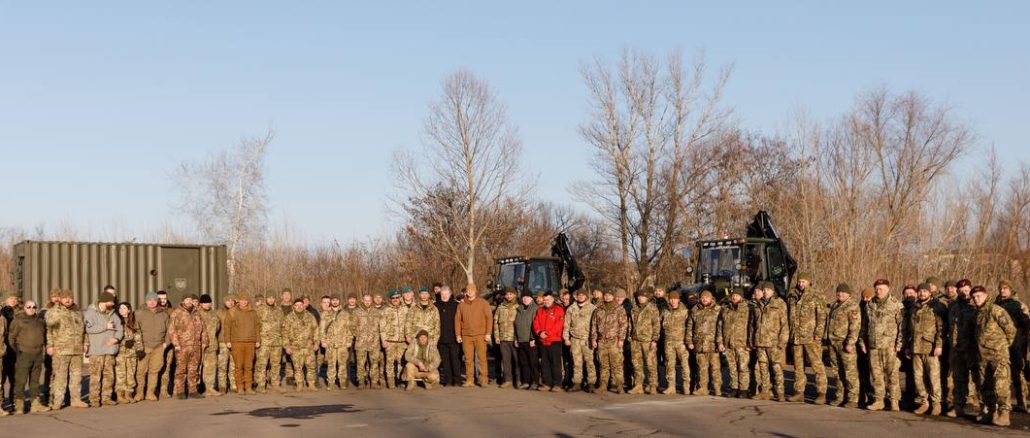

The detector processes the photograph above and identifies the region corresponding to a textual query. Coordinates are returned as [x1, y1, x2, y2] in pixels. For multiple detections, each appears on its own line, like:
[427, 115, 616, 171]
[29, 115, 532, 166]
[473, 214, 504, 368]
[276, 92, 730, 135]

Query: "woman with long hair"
[115, 302, 143, 403]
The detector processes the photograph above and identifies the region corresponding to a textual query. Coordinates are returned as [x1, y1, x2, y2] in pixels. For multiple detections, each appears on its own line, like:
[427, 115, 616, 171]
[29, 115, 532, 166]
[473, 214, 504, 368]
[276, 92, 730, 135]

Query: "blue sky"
[1, 1, 1027, 244]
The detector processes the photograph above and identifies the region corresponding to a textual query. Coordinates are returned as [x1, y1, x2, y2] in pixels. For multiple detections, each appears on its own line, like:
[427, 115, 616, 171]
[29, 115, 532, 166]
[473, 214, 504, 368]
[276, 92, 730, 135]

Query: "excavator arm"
[551, 232, 585, 293]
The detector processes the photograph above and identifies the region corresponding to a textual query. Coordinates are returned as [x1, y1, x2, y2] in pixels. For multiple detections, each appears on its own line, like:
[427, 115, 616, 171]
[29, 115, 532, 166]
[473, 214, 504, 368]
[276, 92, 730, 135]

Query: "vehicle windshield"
[525, 261, 556, 293]
[699, 246, 741, 278]
[497, 262, 526, 291]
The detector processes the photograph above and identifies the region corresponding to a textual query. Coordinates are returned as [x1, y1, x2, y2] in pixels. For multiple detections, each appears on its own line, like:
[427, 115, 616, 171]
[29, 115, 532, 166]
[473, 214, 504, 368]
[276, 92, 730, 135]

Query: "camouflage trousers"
[724, 347, 749, 394]
[569, 338, 596, 387]
[791, 342, 827, 395]
[911, 353, 941, 405]
[404, 362, 440, 384]
[326, 345, 350, 388]
[828, 342, 858, 403]
[383, 341, 406, 387]
[980, 355, 1012, 412]
[201, 347, 217, 392]
[173, 347, 202, 395]
[597, 341, 624, 390]
[630, 340, 658, 389]
[355, 348, 381, 386]
[868, 348, 901, 403]
[664, 341, 690, 391]
[290, 346, 317, 389]
[115, 353, 138, 396]
[755, 347, 785, 397]
[254, 344, 283, 390]
[161, 346, 175, 394]
[951, 347, 981, 408]
[52, 354, 83, 406]
[217, 343, 236, 391]
[695, 351, 721, 395]
[88, 354, 116, 405]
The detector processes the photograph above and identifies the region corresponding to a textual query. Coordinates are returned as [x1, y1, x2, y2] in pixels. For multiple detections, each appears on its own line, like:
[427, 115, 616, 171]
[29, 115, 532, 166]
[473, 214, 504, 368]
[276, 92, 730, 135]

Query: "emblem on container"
[174, 278, 188, 291]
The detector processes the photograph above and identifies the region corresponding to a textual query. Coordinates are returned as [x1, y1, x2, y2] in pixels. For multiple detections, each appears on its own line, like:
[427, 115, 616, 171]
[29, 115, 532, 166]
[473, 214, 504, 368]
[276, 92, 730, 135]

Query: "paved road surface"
[4, 385, 1027, 437]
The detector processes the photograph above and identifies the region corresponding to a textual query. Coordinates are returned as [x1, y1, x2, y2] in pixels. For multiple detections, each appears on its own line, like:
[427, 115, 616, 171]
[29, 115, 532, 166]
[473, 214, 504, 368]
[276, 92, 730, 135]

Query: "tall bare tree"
[393, 70, 523, 285]
[174, 129, 273, 292]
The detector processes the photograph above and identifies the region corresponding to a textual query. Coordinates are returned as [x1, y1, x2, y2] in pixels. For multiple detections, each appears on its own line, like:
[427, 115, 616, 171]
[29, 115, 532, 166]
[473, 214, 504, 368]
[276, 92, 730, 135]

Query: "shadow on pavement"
[245, 404, 361, 420]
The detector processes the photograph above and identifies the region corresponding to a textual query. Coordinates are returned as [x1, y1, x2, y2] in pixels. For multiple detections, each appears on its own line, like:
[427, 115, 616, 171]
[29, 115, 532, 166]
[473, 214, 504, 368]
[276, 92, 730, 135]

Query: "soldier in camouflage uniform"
[563, 289, 596, 392]
[168, 294, 208, 398]
[284, 298, 320, 390]
[324, 298, 353, 390]
[752, 282, 789, 401]
[84, 292, 123, 407]
[860, 279, 904, 411]
[493, 288, 519, 388]
[592, 289, 628, 394]
[946, 280, 980, 417]
[717, 288, 749, 398]
[406, 289, 440, 344]
[216, 295, 237, 393]
[687, 290, 721, 396]
[786, 273, 828, 404]
[905, 283, 944, 415]
[115, 302, 143, 403]
[379, 291, 409, 389]
[970, 285, 1017, 426]
[628, 289, 661, 394]
[660, 291, 690, 395]
[353, 293, 382, 388]
[995, 281, 1029, 412]
[197, 295, 221, 397]
[372, 292, 387, 384]
[255, 294, 284, 392]
[47, 290, 88, 409]
[937, 280, 958, 411]
[825, 283, 861, 408]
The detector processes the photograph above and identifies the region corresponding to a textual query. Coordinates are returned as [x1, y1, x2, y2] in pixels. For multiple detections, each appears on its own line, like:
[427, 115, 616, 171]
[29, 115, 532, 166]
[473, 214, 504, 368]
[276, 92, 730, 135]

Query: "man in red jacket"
[534, 292, 566, 392]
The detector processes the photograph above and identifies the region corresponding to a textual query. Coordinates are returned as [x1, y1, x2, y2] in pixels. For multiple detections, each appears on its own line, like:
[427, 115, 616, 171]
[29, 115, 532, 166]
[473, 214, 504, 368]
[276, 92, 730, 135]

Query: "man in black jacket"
[436, 286, 462, 386]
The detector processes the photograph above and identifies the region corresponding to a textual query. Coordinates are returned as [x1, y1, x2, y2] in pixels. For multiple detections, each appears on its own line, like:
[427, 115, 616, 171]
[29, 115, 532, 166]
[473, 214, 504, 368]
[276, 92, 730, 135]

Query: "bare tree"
[174, 129, 273, 292]
[393, 70, 523, 285]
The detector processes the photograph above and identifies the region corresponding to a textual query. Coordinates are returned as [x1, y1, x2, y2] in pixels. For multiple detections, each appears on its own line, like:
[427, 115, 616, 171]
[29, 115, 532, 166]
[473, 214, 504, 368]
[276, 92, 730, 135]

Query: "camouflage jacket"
[860, 294, 904, 351]
[119, 322, 143, 357]
[46, 304, 85, 355]
[947, 299, 973, 350]
[995, 297, 1030, 346]
[825, 297, 861, 346]
[717, 301, 749, 349]
[379, 303, 409, 343]
[319, 308, 341, 343]
[752, 297, 788, 348]
[905, 300, 943, 354]
[169, 306, 208, 349]
[493, 301, 518, 342]
[591, 301, 629, 344]
[257, 304, 285, 346]
[787, 288, 827, 345]
[661, 305, 690, 342]
[283, 309, 320, 349]
[406, 302, 440, 343]
[324, 310, 353, 348]
[563, 301, 596, 341]
[974, 303, 1016, 360]
[630, 302, 661, 342]
[686, 302, 721, 352]
[352, 304, 381, 350]
[199, 308, 220, 350]
[404, 341, 441, 370]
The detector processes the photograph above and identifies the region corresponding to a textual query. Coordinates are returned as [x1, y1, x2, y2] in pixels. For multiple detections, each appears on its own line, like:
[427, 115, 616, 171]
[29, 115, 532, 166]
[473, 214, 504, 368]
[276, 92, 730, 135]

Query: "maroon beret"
[873, 279, 890, 287]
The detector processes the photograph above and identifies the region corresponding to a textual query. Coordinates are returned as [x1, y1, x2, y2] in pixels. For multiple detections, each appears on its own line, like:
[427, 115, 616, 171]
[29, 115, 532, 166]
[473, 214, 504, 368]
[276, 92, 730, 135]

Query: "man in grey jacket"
[515, 292, 539, 390]
[84, 292, 123, 407]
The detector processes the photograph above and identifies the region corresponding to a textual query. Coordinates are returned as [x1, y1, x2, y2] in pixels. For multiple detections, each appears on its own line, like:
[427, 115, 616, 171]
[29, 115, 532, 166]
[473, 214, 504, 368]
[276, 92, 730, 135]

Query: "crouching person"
[404, 330, 441, 390]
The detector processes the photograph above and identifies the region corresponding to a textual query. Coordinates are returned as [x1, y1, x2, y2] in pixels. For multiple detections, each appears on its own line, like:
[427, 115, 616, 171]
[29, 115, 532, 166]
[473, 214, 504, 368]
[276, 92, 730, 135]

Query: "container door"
[161, 247, 201, 305]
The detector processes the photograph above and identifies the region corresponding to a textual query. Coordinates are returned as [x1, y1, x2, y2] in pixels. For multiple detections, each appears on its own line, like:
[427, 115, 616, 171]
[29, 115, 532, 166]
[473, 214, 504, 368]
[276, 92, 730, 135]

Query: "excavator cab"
[488, 232, 585, 300]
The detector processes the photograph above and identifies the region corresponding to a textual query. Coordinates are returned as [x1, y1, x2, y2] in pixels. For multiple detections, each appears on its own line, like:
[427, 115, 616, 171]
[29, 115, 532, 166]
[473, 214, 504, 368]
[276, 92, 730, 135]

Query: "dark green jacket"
[10, 311, 46, 353]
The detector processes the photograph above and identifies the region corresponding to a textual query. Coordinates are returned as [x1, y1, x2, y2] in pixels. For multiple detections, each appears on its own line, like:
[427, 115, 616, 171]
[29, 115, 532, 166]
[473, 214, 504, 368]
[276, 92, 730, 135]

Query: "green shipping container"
[12, 240, 227, 308]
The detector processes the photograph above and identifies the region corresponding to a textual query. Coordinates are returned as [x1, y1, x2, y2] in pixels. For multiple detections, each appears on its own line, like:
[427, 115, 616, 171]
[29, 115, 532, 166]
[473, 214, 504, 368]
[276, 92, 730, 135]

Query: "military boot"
[844, 401, 858, 408]
[308, 384, 317, 391]
[913, 403, 929, 415]
[30, 399, 51, 413]
[694, 388, 709, 396]
[887, 399, 900, 411]
[814, 393, 826, 405]
[627, 385, 644, 394]
[866, 399, 884, 411]
[612, 384, 625, 394]
[256, 384, 267, 394]
[500, 382, 513, 389]
[70, 399, 89, 408]
[659, 387, 676, 395]
[787, 393, 805, 403]
[406, 381, 415, 391]
[775, 393, 786, 402]
[946, 405, 963, 417]
[644, 386, 655, 394]
[993, 410, 1011, 427]
[929, 404, 941, 416]
[751, 391, 771, 401]
[977, 406, 994, 424]
[102, 397, 118, 406]
[13, 399, 24, 415]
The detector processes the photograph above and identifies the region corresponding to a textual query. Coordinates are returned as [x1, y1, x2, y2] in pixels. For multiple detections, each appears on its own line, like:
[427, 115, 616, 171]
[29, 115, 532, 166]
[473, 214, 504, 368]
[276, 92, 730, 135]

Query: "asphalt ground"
[2, 375, 1027, 438]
